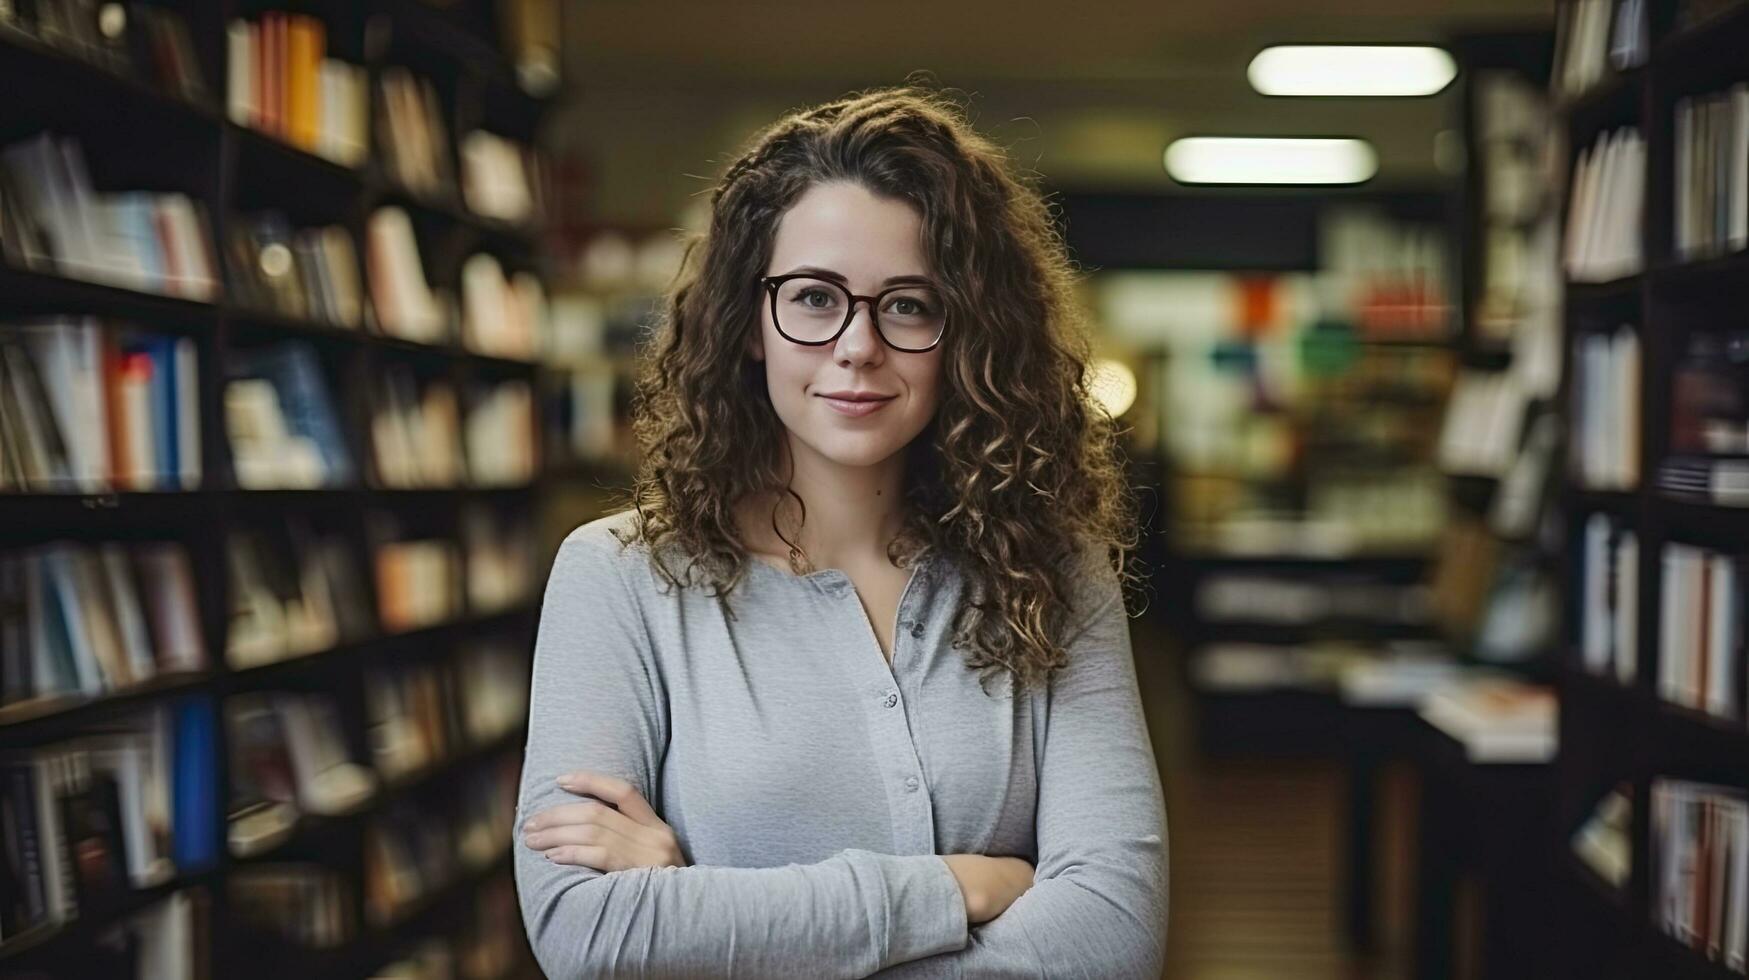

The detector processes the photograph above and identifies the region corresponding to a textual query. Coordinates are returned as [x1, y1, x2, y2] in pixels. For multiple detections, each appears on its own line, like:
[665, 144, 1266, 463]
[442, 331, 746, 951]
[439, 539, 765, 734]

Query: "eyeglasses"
[760, 274, 947, 353]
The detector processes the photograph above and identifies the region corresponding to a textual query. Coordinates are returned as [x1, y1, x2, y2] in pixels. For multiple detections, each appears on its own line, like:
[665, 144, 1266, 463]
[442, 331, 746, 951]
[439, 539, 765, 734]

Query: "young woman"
[514, 84, 1168, 978]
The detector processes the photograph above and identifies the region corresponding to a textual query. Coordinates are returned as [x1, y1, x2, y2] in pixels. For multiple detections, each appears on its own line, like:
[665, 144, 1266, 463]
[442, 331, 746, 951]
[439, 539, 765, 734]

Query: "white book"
[462, 252, 508, 354]
[120, 360, 156, 488]
[1659, 546, 1683, 705]
[1565, 141, 1598, 277]
[367, 207, 442, 342]
[42, 546, 103, 695]
[227, 20, 255, 127]
[1705, 554, 1736, 718]
[1581, 130, 1619, 278]
[22, 322, 109, 491]
[71, 547, 131, 689]
[53, 138, 107, 282]
[1618, 130, 1646, 275]
[1730, 84, 1748, 252]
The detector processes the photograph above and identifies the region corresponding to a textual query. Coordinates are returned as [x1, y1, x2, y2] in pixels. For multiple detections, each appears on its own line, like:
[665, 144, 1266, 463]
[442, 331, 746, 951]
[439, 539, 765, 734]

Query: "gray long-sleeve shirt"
[514, 508, 1169, 978]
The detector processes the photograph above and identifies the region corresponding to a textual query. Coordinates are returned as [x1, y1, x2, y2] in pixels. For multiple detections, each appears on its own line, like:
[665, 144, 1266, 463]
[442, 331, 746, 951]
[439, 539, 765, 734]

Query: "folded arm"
[514, 527, 972, 979]
[876, 548, 1170, 979]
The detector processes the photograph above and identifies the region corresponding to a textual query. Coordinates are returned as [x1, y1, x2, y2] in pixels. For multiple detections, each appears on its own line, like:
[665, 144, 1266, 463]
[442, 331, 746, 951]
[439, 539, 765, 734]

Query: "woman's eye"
[796, 289, 833, 308]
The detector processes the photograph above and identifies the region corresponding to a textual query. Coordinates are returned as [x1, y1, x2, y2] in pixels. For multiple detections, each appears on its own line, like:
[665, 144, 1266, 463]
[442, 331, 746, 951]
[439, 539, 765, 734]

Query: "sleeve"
[514, 526, 972, 980]
[874, 546, 1170, 979]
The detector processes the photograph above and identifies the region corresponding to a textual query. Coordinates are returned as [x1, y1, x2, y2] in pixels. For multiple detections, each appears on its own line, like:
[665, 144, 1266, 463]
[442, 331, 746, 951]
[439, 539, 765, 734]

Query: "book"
[225, 15, 366, 167]
[365, 206, 447, 344]
[1674, 84, 1749, 262]
[1652, 779, 1749, 969]
[1563, 126, 1646, 283]
[0, 134, 219, 299]
[224, 341, 353, 489]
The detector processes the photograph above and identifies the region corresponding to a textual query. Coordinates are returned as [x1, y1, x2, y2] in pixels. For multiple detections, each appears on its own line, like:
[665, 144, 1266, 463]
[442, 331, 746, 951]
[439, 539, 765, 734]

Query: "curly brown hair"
[613, 81, 1142, 692]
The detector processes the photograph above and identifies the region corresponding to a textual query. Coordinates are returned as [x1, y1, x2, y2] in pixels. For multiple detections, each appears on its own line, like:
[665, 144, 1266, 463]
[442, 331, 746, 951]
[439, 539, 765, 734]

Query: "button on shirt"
[514, 509, 1169, 979]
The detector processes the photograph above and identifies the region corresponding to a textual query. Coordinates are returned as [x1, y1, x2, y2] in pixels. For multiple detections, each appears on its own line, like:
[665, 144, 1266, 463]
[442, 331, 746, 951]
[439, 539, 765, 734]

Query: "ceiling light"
[1248, 45, 1457, 97]
[1163, 137, 1378, 185]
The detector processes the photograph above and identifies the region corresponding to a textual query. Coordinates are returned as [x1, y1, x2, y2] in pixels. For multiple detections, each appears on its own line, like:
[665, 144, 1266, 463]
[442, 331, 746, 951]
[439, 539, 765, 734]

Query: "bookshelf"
[1553, 1, 1749, 977]
[0, 2, 559, 977]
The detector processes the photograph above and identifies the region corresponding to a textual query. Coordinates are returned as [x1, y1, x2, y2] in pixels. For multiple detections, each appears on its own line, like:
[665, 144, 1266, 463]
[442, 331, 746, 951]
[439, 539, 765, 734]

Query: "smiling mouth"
[818, 393, 896, 416]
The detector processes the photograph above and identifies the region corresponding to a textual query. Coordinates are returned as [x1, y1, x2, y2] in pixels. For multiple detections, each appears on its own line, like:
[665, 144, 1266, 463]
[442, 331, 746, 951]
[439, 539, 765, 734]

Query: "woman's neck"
[745, 436, 909, 571]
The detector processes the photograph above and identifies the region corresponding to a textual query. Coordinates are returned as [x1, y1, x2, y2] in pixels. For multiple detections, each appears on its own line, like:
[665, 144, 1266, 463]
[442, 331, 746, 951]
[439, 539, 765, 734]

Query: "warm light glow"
[1164, 137, 1378, 185]
[1087, 359, 1139, 418]
[1248, 45, 1457, 97]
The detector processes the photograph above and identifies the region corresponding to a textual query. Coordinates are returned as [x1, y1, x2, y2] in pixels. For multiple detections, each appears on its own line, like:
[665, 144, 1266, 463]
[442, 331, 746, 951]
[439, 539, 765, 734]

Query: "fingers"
[524, 818, 644, 865]
[523, 798, 658, 847]
[557, 770, 663, 827]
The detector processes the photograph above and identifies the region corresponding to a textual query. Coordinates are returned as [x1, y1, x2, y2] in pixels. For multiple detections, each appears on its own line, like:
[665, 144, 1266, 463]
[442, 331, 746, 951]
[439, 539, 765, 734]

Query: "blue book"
[232, 342, 355, 485]
[170, 698, 218, 870]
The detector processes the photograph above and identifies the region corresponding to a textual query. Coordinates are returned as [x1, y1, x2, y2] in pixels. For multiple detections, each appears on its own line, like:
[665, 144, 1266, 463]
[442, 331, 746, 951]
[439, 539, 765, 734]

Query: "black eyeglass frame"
[759, 273, 948, 353]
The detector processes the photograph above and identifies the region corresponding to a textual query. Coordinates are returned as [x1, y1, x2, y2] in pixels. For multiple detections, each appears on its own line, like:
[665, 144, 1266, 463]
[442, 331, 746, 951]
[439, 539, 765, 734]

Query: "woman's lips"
[818, 394, 895, 417]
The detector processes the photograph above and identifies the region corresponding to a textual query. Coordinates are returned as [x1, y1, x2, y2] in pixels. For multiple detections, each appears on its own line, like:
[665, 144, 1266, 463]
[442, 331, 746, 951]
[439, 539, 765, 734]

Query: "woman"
[514, 84, 1168, 978]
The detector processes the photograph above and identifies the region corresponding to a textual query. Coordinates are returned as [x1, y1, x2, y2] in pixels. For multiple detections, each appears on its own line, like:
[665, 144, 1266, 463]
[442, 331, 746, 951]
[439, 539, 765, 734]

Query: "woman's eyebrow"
[778, 265, 935, 286]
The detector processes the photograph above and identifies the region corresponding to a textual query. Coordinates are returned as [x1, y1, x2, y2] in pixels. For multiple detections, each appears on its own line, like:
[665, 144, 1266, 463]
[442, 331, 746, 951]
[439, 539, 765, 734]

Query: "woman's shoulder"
[552, 509, 654, 585]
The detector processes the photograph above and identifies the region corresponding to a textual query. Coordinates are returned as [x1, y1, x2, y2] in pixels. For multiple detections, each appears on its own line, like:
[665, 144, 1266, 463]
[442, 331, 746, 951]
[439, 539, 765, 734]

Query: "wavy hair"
[614, 81, 1143, 693]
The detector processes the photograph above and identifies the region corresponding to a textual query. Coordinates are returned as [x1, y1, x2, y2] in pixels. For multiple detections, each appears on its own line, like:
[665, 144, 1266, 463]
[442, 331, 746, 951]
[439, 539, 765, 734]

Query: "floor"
[1128, 612, 1415, 980]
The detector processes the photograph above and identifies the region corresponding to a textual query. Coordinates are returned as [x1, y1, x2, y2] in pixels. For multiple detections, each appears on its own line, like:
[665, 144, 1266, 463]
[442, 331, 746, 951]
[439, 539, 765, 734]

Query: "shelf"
[1654, 1, 1749, 78]
[1652, 251, 1749, 299]
[1564, 486, 1640, 516]
[369, 175, 544, 248]
[221, 604, 536, 691]
[1566, 274, 1644, 306]
[0, 670, 215, 745]
[1656, 494, 1749, 540]
[0, 265, 221, 325]
[0, 26, 223, 134]
[228, 123, 368, 194]
[1560, 66, 1645, 138]
[0, 866, 224, 965]
[1646, 926, 1746, 980]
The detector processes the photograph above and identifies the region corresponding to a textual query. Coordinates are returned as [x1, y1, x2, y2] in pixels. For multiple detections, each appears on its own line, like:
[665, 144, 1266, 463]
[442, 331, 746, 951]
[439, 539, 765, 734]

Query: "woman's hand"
[940, 854, 1036, 924]
[521, 770, 688, 872]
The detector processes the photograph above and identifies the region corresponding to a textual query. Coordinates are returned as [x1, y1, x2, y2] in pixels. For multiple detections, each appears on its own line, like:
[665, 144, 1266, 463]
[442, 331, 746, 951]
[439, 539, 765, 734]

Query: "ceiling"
[551, 0, 1553, 225]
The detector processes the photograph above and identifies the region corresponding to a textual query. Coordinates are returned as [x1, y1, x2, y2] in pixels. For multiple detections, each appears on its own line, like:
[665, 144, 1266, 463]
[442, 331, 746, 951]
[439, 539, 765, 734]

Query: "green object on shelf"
[1299, 320, 1358, 376]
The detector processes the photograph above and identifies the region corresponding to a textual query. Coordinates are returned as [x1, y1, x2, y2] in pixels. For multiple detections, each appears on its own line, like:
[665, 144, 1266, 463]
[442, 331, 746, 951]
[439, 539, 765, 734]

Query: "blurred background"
[2, 0, 1746, 977]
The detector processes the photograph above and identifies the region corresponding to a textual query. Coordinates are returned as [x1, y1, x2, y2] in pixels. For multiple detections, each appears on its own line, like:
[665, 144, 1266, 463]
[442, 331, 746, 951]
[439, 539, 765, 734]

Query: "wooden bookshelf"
[0, 2, 557, 976]
[1554, 2, 1749, 977]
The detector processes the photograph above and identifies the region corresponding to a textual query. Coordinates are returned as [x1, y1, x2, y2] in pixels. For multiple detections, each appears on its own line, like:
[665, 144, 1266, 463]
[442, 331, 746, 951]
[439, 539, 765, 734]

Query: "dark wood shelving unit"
[0, 2, 556, 976]
[1553, 1, 1749, 976]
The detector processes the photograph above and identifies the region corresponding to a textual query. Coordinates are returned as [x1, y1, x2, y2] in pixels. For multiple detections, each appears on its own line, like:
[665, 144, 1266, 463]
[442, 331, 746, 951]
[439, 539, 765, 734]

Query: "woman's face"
[751, 180, 945, 472]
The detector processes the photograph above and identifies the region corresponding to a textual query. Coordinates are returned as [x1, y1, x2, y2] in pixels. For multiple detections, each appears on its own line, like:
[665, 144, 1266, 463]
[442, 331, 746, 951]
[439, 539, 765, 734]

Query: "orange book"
[286, 15, 324, 150]
[101, 334, 129, 482]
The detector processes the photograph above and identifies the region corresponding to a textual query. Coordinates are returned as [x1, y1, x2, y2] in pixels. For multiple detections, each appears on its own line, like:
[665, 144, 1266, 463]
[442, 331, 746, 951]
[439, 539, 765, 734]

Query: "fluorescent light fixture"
[1248, 45, 1457, 97]
[1163, 137, 1378, 185]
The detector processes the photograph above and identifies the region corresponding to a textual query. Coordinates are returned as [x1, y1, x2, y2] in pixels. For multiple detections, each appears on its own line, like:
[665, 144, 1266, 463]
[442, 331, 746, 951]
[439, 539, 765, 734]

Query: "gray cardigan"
[514, 509, 1168, 978]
